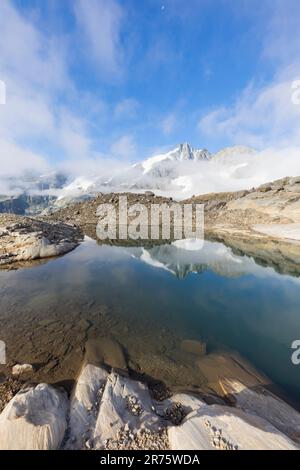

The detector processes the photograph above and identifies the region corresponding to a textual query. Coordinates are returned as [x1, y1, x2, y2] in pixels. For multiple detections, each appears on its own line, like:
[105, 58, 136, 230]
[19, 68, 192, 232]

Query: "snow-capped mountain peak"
[141, 143, 211, 174]
[0, 142, 261, 213]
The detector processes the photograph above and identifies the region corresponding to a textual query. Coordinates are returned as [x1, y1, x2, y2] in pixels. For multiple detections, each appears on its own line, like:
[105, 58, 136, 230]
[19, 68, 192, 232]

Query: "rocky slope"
[187, 176, 300, 276]
[48, 176, 300, 238]
[46, 192, 173, 240]
[0, 194, 57, 216]
[0, 214, 82, 267]
[189, 176, 300, 230]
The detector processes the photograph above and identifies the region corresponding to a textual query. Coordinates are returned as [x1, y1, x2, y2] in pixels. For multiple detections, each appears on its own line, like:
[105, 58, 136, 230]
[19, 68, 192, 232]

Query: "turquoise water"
[0, 238, 299, 403]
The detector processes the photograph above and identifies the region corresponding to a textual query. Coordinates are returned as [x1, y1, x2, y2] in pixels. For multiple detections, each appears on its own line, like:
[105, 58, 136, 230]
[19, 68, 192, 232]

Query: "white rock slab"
[93, 372, 163, 448]
[220, 378, 300, 444]
[155, 392, 206, 418]
[168, 401, 299, 450]
[65, 364, 108, 449]
[0, 384, 68, 450]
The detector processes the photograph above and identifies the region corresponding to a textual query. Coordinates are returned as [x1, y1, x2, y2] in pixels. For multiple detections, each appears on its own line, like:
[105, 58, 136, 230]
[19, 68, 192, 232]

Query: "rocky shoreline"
[0, 176, 299, 273]
[0, 344, 300, 450]
[45, 176, 300, 275]
[0, 214, 83, 267]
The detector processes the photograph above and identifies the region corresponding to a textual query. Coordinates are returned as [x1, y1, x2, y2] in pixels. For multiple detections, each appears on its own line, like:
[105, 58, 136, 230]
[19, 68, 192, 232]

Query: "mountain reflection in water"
[0, 238, 299, 404]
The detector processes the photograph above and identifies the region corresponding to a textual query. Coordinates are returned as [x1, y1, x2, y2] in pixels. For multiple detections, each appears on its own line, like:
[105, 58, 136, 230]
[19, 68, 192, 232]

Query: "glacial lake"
[0, 238, 300, 405]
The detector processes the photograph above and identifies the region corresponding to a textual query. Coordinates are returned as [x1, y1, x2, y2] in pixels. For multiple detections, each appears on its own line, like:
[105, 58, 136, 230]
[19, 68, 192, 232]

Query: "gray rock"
[93, 371, 163, 448]
[65, 364, 108, 449]
[168, 397, 299, 450]
[220, 378, 300, 444]
[0, 384, 68, 450]
[0, 214, 82, 266]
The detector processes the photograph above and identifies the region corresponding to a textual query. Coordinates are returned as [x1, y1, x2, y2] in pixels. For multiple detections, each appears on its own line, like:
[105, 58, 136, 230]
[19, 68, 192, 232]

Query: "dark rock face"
[0, 194, 57, 216]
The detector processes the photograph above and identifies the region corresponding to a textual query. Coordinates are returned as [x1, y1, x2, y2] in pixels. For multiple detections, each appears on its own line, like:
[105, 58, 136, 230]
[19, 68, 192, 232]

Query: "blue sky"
[0, 0, 300, 176]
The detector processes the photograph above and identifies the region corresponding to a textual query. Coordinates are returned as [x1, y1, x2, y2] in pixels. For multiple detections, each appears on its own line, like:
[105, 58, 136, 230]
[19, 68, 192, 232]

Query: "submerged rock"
[196, 351, 267, 397]
[181, 339, 207, 356]
[0, 384, 68, 450]
[84, 337, 127, 371]
[12, 364, 34, 377]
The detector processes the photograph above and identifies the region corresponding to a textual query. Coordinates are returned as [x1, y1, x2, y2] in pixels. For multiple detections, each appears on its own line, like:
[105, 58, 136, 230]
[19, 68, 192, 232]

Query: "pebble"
[12, 364, 34, 376]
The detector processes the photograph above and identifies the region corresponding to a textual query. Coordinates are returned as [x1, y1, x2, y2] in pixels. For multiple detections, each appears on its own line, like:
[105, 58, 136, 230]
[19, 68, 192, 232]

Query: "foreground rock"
[0, 214, 82, 267]
[0, 384, 68, 450]
[93, 371, 164, 449]
[1, 360, 300, 450]
[66, 364, 108, 449]
[196, 352, 300, 444]
[168, 395, 298, 450]
[220, 378, 300, 444]
[66, 364, 166, 450]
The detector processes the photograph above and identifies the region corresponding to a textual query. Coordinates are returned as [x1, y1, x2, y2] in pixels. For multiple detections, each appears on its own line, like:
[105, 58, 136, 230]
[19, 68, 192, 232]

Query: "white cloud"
[198, 1, 300, 151]
[74, 0, 124, 77]
[110, 135, 137, 160]
[0, 139, 49, 180]
[59, 154, 128, 180]
[161, 113, 177, 135]
[0, 0, 69, 91]
[57, 109, 94, 160]
[198, 80, 300, 149]
[114, 98, 139, 119]
[0, 0, 103, 183]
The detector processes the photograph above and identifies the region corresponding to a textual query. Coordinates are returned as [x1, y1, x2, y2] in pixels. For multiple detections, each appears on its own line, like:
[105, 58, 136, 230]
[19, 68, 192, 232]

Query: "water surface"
[0, 238, 299, 403]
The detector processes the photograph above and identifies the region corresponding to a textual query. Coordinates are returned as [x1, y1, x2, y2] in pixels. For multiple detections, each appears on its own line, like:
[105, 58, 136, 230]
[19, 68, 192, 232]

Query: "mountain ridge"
[0, 143, 258, 213]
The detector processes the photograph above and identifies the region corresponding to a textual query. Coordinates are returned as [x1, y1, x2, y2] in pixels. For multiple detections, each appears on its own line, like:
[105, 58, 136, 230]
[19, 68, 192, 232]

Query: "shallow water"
[0, 238, 299, 403]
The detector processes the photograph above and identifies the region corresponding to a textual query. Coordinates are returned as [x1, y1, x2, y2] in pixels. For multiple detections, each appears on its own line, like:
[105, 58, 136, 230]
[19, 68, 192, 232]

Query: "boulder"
[0, 384, 68, 450]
